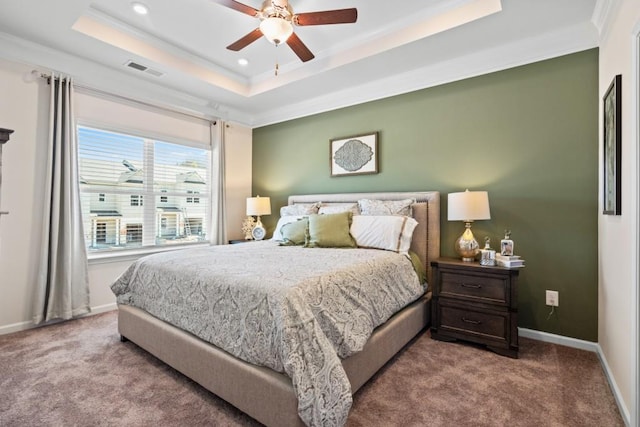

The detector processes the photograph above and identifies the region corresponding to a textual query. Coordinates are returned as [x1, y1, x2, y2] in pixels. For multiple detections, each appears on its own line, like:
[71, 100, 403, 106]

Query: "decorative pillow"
[271, 215, 306, 241]
[318, 203, 360, 215]
[279, 217, 309, 246]
[408, 250, 426, 284]
[305, 212, 356, 248]
[358, 198, 415, 216]
[280, 203, 320, 217]
[350, 215, 418, 255]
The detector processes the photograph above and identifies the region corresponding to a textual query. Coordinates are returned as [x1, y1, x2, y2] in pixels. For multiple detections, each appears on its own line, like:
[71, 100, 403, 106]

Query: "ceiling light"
[238, 58, 249, 66]
[131, 2, 149, 15]
[259, 17, 293, 46]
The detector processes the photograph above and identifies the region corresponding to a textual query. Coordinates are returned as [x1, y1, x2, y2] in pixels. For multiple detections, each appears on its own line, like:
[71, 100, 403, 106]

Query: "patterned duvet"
[111, 241, 425, 426]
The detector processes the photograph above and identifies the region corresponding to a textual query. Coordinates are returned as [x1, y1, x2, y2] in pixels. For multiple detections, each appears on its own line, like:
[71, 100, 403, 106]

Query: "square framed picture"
[603, 74, 621, 215]
[330, 132, 378, 177]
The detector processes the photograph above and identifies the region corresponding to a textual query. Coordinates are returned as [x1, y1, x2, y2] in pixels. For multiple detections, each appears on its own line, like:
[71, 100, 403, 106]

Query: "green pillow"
[279, 217, 308, 246]
[305, 212, 356, 248]
[408, 250, 426, 285]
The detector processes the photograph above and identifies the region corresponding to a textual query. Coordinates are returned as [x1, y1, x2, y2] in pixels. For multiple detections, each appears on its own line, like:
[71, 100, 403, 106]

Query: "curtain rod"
[31, 70, 220, 125]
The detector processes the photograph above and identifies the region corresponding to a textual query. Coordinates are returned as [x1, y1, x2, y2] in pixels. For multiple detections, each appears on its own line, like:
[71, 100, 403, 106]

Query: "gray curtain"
[33, 75, 90, 324]
[210, 121, 227, 245]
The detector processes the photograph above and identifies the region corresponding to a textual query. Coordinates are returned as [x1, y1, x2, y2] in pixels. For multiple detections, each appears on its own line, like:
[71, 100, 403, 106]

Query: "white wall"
[0, 58, 252, 334]
[598, 0, 639, 425]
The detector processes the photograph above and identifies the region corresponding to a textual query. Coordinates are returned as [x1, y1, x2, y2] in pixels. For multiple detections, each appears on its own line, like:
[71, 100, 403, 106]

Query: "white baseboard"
[518, 327, 599, 352]
[0, 302, 117, 336]
[89, 302, 118, 315]
[0, 319, 34, 335]
[595, 343, 632, 427]
[519, 327, 630, 426]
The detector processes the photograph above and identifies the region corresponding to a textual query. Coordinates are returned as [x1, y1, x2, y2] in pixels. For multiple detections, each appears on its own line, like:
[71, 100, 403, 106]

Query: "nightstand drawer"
[440, 270, 508, 305]
[438, 303, 508, 343]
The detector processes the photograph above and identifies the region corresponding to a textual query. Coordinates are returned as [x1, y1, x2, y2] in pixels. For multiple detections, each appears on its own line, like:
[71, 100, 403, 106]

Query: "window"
[186, 190, 200, 203]
[130, 195, 143, 206]
[78, 126, 211, 253]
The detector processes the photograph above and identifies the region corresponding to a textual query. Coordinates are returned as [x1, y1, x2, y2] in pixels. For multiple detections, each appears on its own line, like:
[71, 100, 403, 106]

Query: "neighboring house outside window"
[77, 126, 211, 253]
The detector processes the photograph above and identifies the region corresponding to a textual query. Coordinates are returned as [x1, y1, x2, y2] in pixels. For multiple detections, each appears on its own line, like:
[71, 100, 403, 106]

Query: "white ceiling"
[0, 0, 602, 127]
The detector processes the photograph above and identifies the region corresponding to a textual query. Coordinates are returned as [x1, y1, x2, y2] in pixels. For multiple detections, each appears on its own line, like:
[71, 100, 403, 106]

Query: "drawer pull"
[460, 283, 482, 289]
[462, 317, 482, 325]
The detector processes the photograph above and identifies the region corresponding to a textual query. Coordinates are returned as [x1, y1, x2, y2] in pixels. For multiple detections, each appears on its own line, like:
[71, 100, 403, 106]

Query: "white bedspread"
[111, 241, 425, 426]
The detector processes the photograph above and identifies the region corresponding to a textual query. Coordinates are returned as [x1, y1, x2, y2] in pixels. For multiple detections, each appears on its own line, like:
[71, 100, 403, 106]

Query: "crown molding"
[0, 31, 253, 125]
[0, 15, 599, 130]
[251, 21, 599, 127]
[591, 0, 618, 39]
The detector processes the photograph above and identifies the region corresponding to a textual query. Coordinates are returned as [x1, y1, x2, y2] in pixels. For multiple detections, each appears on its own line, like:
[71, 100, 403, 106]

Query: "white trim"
[88, 242, 211, 265]
[520, 328, 630, 425]
[597, 343, 632, 426]
[0, 19, 597, 128]
[0, 303, 117, 336]
[592, 0, 617, 37]
[518, 327, 598, 352]
[251, 22, 598, 127]
[632, 18, 640, 427]
[0, 319, 34, 336]
[89, 303, 118, 314]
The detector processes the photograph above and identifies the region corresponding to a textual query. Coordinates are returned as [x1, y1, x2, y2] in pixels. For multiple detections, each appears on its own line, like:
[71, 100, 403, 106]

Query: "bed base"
[118, 293, 430, 427]
[118, 191, 440, 426]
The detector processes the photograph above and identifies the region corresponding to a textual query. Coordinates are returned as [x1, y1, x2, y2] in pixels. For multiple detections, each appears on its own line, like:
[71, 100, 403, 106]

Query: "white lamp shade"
[448, 190, 491, 222]
[259, 17, 293, 45]
[246, 196, 271, 216]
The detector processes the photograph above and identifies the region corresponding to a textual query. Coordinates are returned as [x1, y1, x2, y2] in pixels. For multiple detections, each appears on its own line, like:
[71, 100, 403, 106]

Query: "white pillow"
[358, 198, 415, 216]
[280, 203, 320, 217]
[272, 215, 306, 241]
[350, 215, 418, 255]
[318, 203, 360, 215]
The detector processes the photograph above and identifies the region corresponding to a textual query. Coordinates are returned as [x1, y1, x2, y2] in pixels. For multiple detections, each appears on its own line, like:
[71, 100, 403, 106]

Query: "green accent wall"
[253, 49, 599, 341]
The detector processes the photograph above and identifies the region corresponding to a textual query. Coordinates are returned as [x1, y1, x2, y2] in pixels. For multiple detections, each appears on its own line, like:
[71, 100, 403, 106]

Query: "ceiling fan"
[213, 0, 358, 62]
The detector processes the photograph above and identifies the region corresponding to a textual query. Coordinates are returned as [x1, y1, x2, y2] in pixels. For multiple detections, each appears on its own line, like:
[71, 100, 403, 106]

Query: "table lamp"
[448, 190, 491, 261]
[246, 196, 271, 241]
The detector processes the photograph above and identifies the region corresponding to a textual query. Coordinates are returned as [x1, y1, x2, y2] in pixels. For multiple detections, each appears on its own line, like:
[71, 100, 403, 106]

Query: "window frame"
[76, 121, 213, 260]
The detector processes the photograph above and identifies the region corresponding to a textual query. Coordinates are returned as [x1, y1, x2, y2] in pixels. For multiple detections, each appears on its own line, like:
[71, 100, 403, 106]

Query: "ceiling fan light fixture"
[131, 2, 149, 15]
[259, 16, 293, 45]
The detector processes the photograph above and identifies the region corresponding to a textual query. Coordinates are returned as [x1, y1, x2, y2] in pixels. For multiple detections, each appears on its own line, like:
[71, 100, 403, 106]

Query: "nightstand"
[430, 258, 521, 358]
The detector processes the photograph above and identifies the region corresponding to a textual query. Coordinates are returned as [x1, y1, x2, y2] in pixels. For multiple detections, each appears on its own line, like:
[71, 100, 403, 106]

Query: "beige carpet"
[0, 311, 624, 426]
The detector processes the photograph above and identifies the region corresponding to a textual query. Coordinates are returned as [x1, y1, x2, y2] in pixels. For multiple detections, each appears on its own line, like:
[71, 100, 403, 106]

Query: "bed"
[113, 191, 440, 426]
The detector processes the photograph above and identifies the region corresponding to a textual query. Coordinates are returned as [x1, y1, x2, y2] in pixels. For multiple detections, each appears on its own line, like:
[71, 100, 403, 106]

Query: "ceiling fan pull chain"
[275, 45, 280, 76]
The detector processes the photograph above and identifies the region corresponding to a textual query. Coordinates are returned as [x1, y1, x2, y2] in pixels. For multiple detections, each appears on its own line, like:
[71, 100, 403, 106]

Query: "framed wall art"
[330, 132, 378, 177]
[603, 74, 621, 215]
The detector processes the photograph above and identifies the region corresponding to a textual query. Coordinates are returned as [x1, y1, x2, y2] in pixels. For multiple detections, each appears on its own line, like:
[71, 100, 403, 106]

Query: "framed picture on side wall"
[603, 74, 621, 215]
[330, 132, 378, 177]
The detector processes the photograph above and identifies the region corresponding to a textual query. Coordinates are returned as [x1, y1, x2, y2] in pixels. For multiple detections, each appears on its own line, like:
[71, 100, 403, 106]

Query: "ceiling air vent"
[124, 60, 164, 77]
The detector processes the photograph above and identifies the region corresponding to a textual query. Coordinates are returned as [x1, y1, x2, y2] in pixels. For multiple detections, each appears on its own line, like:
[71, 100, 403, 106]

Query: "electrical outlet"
[546, 290, 559, 307]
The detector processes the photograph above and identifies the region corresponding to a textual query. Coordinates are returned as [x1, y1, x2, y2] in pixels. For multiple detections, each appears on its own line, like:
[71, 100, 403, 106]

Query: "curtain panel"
[33, 75, 90, 324]
[210, 121, 227, 245]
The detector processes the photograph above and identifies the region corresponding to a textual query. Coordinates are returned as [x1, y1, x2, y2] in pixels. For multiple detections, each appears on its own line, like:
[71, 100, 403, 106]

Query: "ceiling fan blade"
[211, 0, 259, 17]
[227, 28, 263, 51]
[286, 32, 315, 62]
[293, 8, 357, 26]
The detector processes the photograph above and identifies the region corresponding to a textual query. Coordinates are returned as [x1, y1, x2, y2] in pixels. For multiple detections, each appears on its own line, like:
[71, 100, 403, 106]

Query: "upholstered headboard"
[287, 191, 440, 283]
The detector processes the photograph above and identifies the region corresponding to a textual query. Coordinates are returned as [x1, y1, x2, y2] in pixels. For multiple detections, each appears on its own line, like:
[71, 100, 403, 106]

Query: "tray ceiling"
[0, 0, 600, 126]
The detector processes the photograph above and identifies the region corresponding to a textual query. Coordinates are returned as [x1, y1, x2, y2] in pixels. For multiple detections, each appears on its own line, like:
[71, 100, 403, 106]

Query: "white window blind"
[77, 125, 211, 253]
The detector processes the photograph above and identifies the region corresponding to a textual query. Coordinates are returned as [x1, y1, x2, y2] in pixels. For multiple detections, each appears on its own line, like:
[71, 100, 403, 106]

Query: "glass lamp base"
[455, 223, 480, 262]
